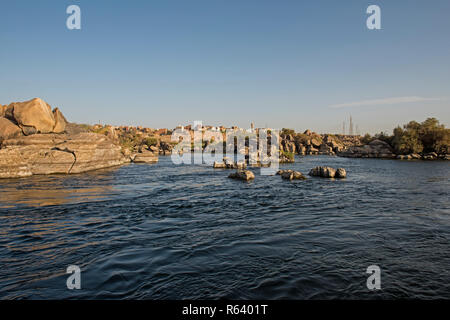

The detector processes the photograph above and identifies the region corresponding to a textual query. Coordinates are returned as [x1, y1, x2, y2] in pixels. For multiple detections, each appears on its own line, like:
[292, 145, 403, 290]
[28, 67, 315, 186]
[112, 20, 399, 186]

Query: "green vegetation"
[363, 118, 449, 155]
[281, 150, 295, 161]
[143, 136, 158, 147]
[281, 128, 295, 136]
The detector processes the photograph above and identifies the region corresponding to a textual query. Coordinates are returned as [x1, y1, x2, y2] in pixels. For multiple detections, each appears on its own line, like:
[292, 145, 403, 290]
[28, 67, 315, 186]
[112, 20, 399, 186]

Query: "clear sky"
[1, 0, 449, 134]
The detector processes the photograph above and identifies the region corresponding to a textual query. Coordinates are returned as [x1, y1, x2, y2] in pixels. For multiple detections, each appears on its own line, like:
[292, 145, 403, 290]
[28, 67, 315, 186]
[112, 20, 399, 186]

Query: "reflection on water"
[0, 167, 120, 208]
[0, 157, 449, 299]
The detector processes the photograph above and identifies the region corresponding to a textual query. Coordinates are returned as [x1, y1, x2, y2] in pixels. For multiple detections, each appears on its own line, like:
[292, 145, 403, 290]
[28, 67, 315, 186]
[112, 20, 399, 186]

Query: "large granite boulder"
[0, 104, 5, 117]
[0, 118, 22, 140]
[0, 132, 128, 178]
[9, 98, 56, 134]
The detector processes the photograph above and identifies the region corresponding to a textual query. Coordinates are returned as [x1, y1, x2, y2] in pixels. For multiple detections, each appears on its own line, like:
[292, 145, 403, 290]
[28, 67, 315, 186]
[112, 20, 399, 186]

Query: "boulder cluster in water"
[213, 157, 247, 169]
[227, 166, 347, 182]
[276, 170, 307, 180]
[308, 166, 347, 178]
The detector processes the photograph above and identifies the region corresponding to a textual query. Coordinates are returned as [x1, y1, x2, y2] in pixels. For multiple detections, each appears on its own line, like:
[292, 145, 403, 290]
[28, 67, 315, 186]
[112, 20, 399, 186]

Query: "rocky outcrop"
[8, 98, 56, 134]
[0, 132, 128, 178]
[277, 170, 307, 180]
[0, 118, 22, 140]
[0, 98, 133, 178]
[290, 131, 351, 156]
[228, 170, 255, 181]
[308, 166, 346, 178]
[2, 98, 68, 135]
[281, 138, 296, 154]
[337, 139, 395, 159]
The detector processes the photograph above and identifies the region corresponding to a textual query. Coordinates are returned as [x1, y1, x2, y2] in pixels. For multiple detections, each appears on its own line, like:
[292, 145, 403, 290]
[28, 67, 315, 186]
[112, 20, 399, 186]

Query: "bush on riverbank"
[281, 150, 295, 161]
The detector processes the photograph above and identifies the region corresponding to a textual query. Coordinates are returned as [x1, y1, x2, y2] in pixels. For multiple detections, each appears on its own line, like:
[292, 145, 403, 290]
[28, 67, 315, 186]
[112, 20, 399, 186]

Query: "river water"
[0, 156, 449, 299]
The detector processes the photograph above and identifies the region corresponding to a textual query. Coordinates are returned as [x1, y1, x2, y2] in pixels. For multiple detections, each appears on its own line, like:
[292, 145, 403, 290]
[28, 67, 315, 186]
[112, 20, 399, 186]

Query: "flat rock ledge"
[132, 150, 159, 163]
[308, 166, 346, 179]
[228, 170, 255, 181]
[0, 132, 130, 178]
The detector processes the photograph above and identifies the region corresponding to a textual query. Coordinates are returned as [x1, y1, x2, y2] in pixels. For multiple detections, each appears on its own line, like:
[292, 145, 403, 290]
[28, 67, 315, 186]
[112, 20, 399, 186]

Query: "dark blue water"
[0, 156, 449, 299]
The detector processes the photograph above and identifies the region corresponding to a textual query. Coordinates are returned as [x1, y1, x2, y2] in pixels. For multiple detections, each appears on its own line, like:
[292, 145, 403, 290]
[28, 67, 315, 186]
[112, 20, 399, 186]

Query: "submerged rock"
[228, 170, 255, 181]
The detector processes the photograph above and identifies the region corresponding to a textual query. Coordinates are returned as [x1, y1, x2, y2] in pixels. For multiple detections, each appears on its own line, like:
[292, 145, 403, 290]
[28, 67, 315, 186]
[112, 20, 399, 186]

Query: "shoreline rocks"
[337, 139, 395, 159]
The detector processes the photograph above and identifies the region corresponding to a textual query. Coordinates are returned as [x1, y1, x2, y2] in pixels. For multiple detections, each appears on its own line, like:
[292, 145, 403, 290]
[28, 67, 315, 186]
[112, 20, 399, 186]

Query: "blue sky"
[1, 0, 449, 134]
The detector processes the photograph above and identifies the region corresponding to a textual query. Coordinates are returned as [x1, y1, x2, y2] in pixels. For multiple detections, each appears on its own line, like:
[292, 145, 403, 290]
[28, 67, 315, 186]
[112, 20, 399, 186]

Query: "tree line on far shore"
[362, 118, 450, 155]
